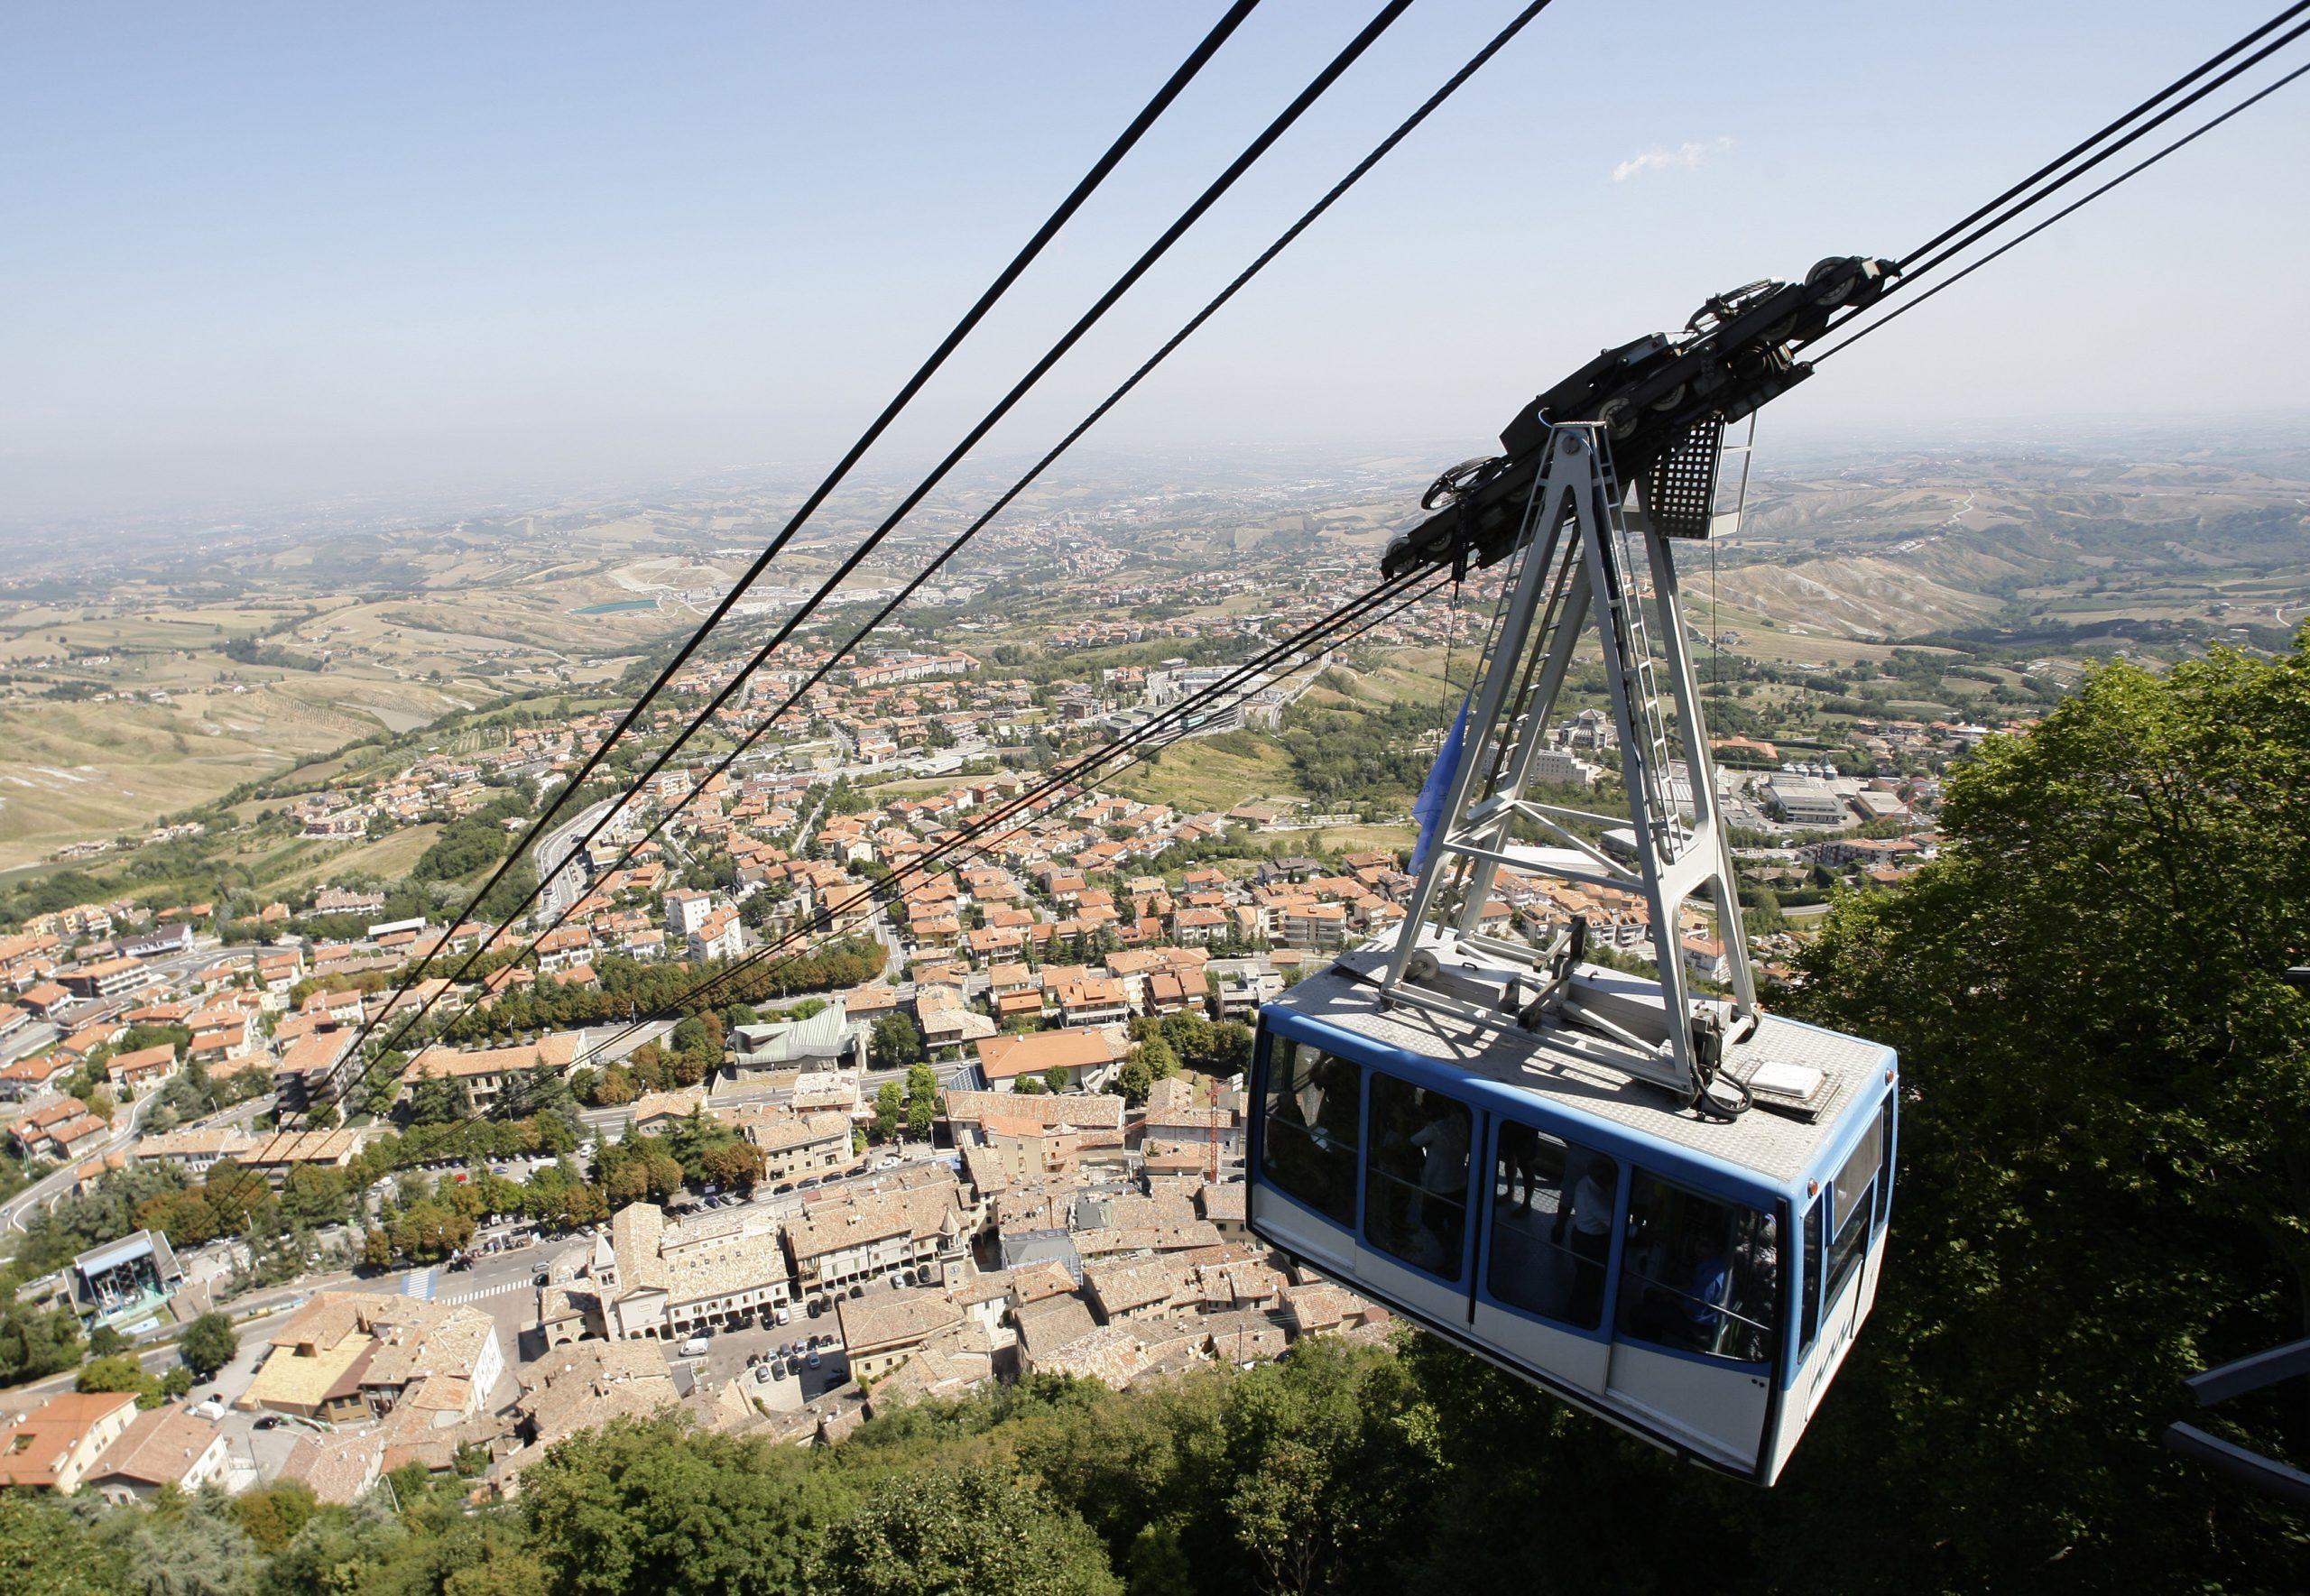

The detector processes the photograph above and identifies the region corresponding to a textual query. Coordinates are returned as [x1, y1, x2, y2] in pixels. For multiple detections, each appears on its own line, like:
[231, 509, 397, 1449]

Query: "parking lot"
[676, 1315, 851, 1412]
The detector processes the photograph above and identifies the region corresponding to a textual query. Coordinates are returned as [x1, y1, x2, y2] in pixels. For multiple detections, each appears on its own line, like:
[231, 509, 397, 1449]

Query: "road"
[533, 798, 614, 922]
[1, 1076, 180, 1235]
[0, 1019, 59, 1068]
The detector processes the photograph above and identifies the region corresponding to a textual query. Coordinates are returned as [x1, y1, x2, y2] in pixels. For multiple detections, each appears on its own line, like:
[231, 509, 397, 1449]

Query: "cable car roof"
[1270, 943, 1893, 1188]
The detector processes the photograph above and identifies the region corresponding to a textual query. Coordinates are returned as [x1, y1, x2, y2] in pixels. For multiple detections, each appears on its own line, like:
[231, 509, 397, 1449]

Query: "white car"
[677, 1337, 710, 1358]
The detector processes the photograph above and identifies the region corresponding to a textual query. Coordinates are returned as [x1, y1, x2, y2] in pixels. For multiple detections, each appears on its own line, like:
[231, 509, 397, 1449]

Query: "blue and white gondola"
[1248, 947, 1896, 1486]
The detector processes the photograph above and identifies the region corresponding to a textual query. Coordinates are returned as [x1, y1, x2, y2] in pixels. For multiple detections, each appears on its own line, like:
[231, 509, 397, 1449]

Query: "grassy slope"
[1111, 734, 1299, 814]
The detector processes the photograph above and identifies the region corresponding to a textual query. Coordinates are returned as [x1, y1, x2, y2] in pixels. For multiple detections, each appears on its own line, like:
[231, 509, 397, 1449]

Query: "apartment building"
[399, 1032, 582, 1112]
[723, 1104, 853, 1183]
[600, 1202, 791, 1342]
[0, 1391, 142, 1493]
[969, 1027, 1130, 1094]
[240, 1293, 505, 1426]
[784, 1177, 971, 1301]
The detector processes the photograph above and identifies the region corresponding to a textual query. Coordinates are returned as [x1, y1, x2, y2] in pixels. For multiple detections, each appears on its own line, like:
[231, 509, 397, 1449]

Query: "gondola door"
[1350, 1067, 1479, 1328]
[1469, 1114, 1621, 1396]
[1603, 1171, 1780, 1477]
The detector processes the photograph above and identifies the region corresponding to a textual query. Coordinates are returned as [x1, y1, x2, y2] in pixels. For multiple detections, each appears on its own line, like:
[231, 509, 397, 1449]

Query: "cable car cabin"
[1248, 948, 1897, 1486]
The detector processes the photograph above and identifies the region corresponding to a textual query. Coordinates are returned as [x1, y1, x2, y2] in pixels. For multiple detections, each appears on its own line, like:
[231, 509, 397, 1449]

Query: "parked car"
[807, 1351, 821, 1370]
[678, 1337, 710, 1358]
[254, 1416, 282, 1431]
[533, 1271, 550, 1287]
[773, 1305, 792, 1325]
[754, 1365, 774, 1384]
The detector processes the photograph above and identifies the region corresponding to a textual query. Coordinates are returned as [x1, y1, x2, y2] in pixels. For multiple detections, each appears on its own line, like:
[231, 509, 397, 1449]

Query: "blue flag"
[1411, 694, 1473, 873]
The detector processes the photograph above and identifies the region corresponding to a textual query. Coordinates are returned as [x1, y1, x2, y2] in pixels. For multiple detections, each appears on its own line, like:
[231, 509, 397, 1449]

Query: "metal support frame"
[1381, 423, 1756, 1099]
[2163, 1336, 2310, 1507]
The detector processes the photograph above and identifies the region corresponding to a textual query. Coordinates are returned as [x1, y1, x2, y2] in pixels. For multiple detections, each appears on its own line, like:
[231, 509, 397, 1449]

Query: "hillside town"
[0, 641, 1982, 1507]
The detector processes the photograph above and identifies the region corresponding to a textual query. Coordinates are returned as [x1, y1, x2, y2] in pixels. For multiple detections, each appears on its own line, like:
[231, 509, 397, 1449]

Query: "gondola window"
[1258, 1038, 1363, 1225]
[1363, 1075, 1471, 1278]
[1487, 1121, 1618, 1329]
[1618, 1176, 1780, 1364]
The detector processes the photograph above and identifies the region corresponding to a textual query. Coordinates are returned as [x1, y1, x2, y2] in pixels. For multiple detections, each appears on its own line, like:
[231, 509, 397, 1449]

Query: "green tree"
[104, 1469, 257, 1596]
[1132, 1044, 1182, 1103]
[1779, 643, 2310, 1589]
[1158, 1011, 1212, 1068]
[1041, 1065, 1070, 1094]
[520, 1415, 845, 1595]
[227, 1482, 319, 1556]
[408, 1073, 472, 1127]
[0, 1491, 131, 1596]
[701, 1141, 764, 1193]
[873, 1082, 904, 1144]
[76, 1352, 162, 1407]
[872, 1013, 925, 1071]
[1204, 1021, 1252, 1076]
[0, 1297, 85, 1384]
[1115, 1056, 1154, 1104]
[812, 1465, 1122, 1596]
[904, 1063, 938, 1140]
[444, 1550, 551, 1596]
[644, 1154, 686, 1201]
[180, 1310, 238, 1379]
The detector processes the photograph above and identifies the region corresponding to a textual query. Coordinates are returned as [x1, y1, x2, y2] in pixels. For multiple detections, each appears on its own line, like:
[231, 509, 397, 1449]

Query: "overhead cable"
[1896, 0, 2307, 271]
[1808, 7, 2310, 349]
[1810, 58, 2310, 364]
[326, 0, 1270, 1073]
[439, 0, 1565, 1045]
[1893, 12, 2310, 290]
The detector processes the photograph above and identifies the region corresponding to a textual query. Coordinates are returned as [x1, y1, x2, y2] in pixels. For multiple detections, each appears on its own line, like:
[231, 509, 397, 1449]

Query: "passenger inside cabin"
[1307, 1055, 1362, 1149]
[1680, 1245, 1732, 1349]
[1618, 1178, 1779, 1362]
[1552, 1155, 1614, 1325]
[1485, 1124, 1618, 1330]
[1498, 1121, 1540, 1211]
[1363, 1076, 1470, 1275]
[1727, 1213, 1779, 1362]
[1409, 1093, 1469, 1258]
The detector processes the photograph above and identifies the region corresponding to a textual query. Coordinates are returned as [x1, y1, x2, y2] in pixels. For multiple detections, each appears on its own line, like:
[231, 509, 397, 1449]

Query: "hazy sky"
[5, 1, 2306, 529]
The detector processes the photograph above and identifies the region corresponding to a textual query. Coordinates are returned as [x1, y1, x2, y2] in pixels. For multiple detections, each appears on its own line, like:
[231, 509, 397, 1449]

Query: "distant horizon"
[5, 402, 2307, 556]
[7, 3, 2305, 538]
